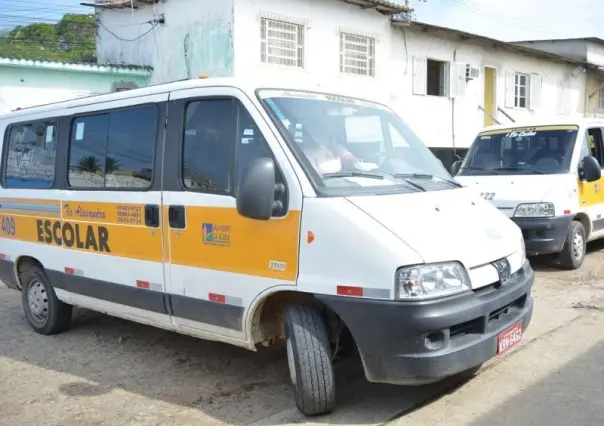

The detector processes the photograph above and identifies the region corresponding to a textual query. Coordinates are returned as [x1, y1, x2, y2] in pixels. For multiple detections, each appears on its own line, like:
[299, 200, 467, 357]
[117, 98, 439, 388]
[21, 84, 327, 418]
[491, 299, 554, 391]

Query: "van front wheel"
[558, 220, 586, 270]
[284, 303, 336, 416]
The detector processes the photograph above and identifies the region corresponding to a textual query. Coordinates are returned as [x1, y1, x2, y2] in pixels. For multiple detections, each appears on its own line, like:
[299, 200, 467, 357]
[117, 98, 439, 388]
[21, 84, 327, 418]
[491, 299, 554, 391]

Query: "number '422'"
[1, 216, 16, 236]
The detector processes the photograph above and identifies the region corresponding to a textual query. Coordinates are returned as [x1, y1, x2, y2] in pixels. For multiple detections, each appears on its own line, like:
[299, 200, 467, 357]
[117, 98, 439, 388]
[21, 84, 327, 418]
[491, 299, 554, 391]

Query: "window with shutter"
[529, 74, 542, 111]
[412, 56, 427, 95]
[504, 70, 515, 108]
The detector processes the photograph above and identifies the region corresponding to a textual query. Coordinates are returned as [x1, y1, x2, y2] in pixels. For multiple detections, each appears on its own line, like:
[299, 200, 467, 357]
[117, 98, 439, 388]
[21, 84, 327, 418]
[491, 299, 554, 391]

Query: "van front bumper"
[513, 214, 573, 255]
[314, 260, 534, 385]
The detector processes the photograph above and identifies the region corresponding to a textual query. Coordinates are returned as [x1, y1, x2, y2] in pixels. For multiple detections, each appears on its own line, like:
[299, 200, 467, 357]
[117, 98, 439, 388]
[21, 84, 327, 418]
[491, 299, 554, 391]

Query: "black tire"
[558, 220, 586, 270]
[284, 303, 336, 416]
[21, 265, 72, 335]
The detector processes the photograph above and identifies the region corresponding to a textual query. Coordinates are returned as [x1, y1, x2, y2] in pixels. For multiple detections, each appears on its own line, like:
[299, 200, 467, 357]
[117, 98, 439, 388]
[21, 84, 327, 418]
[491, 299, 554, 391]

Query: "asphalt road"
[474, 340, 604, 426]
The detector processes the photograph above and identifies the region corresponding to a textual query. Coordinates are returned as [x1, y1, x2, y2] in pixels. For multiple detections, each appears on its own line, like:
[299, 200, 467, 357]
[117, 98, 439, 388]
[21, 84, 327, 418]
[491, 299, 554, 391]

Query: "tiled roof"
[0, 56, 152, 75]
[336, 0, 410, 15]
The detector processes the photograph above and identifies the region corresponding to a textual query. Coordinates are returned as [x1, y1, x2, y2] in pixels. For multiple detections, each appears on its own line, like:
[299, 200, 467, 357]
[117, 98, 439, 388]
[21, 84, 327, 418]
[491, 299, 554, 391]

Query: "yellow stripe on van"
[479, 125, 579, 136]
[0, 198, 300, 280]
[0, 212, 163, 262]
[62, 201, 146, 225]
[164, 205, 300, 281]
[577, 178, 604, 208]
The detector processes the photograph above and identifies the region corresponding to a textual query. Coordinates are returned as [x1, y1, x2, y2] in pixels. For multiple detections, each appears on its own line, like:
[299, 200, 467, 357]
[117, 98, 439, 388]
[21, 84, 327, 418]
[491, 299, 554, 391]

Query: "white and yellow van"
[452, 119, 603, 270]
[0, 77, 533, 416]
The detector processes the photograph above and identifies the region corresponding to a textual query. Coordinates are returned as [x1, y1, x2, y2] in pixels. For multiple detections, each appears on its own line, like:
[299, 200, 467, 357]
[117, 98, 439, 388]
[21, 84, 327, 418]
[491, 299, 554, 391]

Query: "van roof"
[479, 117, 604, 133]
[0, 76, 386, 121]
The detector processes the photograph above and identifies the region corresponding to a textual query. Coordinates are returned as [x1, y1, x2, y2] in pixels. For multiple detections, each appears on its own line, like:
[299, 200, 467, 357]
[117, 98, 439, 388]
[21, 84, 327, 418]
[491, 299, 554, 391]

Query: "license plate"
[497, 322, 523, 355]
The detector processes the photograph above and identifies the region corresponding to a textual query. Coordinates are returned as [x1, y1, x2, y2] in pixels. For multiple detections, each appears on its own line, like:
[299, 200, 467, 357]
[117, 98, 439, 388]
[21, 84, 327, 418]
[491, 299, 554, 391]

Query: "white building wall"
[96, 0, 235, 84]
[389, 26, 586, 150]
[95, 0, 587, 153]
[233, 0, 394, 102]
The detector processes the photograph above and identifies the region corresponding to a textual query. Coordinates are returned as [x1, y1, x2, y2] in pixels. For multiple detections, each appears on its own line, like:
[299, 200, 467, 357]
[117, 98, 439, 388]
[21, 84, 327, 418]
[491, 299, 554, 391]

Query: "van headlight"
[514, 203, 554, 217]
[396, 262, 471, 300]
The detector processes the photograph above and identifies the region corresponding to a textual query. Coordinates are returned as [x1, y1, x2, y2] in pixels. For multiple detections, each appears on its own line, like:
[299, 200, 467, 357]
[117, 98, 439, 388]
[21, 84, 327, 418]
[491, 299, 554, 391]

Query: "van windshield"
[458, 125, 579, 176]
[256, 89, 457, 196]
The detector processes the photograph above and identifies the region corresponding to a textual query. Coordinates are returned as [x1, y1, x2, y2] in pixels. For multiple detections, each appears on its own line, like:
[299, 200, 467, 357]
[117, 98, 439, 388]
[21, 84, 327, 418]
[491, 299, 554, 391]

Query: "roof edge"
[393, 20, 591, 67]
[0, 57, 152, 76]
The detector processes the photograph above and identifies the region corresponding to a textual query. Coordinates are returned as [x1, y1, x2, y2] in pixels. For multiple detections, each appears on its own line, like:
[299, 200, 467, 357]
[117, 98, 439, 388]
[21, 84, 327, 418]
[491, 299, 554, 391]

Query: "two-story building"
[90, 0, 592, 169]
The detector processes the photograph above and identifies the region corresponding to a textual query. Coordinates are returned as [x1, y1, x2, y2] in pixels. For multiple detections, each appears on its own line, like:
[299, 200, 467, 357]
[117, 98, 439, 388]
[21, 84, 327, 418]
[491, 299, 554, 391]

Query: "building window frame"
[339, 30, 376, 77]
[598, 85, 604, 111]
[514, 72, 529, 109]
[260, 14, 305, 69]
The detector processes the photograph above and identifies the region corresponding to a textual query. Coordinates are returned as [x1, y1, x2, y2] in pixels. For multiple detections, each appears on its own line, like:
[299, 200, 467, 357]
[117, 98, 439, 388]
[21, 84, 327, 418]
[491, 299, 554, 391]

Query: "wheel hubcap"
[572, 232, 584, 260]
[27, 280, 49, 323]
[286, 337, 297, 385]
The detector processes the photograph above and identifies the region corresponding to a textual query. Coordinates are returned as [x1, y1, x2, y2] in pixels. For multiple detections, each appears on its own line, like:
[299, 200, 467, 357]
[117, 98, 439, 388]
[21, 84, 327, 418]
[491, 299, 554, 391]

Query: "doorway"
[484, 66, 497, 126]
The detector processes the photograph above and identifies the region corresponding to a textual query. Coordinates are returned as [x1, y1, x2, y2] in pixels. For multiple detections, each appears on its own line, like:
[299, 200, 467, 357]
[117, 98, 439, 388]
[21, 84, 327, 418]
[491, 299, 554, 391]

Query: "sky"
[0, 0, 601, 42]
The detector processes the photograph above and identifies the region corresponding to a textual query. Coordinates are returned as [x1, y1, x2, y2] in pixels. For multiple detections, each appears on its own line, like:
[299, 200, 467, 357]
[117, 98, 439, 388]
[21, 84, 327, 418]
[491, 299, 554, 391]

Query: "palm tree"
[77, 156, 101, 173]
[105, 156, 122, 174]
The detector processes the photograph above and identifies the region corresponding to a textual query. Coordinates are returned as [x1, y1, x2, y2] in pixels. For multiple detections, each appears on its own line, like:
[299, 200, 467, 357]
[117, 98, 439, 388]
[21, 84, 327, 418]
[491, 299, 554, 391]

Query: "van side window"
[587, 128, 604, 166]
[235, 103, 273, 183]
[68, 106, 157, 189]
[579, 132, 591, 160]
[4, 120, 57, 188]
[182, 99, 233, 193]
[235, 102, 287, 216]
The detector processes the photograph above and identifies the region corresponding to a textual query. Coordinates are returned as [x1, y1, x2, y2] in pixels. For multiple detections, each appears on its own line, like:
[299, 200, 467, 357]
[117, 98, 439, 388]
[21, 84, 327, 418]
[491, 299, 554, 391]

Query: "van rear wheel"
[558, 220, 586, 270]
[284, 303, 336, 416]
[21, 265, 72, 335]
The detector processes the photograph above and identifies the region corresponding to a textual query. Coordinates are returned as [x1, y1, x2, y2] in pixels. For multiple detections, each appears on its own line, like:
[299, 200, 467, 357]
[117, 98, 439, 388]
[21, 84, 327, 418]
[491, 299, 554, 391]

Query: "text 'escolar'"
[36, 220, 111, 252]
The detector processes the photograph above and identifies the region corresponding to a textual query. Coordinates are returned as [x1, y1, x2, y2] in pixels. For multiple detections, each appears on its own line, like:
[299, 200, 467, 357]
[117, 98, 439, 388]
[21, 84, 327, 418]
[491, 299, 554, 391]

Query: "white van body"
[0, 77, 534, 416]
[454, 119, 604, 270]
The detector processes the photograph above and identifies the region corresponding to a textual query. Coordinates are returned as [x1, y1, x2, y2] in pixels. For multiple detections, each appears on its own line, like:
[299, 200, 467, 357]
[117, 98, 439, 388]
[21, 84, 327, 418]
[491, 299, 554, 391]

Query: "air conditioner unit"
[466, 65, 480, 80]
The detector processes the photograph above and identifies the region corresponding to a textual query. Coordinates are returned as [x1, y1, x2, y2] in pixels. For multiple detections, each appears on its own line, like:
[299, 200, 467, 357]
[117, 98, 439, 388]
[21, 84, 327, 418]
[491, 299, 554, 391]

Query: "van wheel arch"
[573, 213, 591, 239]
[13, 256, 45, 291]
[249, 291, 356, 356]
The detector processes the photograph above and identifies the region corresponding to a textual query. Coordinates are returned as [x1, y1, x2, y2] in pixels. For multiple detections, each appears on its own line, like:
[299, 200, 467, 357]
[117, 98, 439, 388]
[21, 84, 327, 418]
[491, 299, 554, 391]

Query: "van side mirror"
[579, 155, 601, 183]
[451, 160, 462, 176]
[236, 157, 276, 220]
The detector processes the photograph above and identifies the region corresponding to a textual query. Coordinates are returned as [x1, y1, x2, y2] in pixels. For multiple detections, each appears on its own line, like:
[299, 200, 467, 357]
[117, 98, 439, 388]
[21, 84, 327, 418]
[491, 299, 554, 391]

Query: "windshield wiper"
[492, 166, 545, 174]
[322, 171, 384, 180]
[460, 166, 500, 175]
[393, 173, 463, 188]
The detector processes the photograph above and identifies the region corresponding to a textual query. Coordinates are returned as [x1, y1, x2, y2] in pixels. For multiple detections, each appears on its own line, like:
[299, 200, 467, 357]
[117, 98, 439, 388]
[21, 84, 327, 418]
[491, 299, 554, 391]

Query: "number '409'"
[1, 216, 16, 236]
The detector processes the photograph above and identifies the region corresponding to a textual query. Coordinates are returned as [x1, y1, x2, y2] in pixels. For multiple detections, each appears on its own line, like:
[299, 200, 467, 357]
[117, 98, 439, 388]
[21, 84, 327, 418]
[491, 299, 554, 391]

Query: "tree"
[0, 14, 96, 62]
[105, 157, 122, 174]
[77, 156, 101, 173]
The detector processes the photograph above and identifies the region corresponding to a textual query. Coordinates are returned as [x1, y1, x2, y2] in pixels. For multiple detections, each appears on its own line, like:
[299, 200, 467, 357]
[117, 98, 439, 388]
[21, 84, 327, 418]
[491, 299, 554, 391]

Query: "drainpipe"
[452, 44, 462, 160]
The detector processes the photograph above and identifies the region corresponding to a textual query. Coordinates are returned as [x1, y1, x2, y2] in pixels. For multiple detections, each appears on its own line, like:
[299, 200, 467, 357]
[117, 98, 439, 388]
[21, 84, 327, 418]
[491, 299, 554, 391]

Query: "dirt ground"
[2, 242, 604, 426]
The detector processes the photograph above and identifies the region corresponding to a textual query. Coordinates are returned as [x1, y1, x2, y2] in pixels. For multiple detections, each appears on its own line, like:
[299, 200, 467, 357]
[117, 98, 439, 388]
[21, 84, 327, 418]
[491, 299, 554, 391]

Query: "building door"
[484, 67, 497, 127]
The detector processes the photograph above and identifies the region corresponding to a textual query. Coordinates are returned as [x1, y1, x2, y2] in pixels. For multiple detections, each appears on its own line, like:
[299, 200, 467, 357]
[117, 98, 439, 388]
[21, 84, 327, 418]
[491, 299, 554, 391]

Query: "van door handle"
[168, 205, 186, 229]
[144, 204, 160, 228]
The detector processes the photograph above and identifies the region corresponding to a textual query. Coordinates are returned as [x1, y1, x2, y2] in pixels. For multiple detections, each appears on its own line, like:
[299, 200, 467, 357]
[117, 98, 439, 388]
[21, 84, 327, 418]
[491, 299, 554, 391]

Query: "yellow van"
[453, 119, 603, 269]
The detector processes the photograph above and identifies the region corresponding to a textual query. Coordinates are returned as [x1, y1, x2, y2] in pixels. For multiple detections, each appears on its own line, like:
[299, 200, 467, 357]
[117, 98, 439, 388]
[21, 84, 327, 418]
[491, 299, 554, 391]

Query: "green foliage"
[0, 14, 96, 63]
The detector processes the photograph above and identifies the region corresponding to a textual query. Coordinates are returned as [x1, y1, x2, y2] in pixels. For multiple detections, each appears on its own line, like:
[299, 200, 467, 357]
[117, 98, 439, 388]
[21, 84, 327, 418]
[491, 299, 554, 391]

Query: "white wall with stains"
[96, 0, 235, 84]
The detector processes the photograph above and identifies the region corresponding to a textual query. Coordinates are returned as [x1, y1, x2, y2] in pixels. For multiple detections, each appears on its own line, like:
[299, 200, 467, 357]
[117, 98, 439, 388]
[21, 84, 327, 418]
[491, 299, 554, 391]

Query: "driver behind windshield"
[301, 133, 358, 175]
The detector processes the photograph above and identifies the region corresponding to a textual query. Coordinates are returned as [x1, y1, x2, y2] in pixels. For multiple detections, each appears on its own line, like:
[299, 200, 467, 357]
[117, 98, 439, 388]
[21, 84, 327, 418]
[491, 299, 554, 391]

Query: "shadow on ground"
[528, 237, 604, 273]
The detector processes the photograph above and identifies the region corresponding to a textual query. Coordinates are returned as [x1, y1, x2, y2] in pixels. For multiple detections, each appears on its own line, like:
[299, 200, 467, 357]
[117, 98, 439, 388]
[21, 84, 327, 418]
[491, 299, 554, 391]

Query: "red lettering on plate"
[497, 322, 523, 355]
